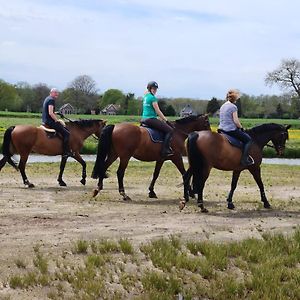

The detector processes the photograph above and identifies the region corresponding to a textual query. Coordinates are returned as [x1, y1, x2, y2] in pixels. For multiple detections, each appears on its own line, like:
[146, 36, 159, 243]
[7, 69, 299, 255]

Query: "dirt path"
[1, 162, 300, 294]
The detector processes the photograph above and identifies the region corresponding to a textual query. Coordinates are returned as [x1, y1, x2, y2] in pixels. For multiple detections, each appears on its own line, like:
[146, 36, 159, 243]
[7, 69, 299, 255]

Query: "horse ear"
[103, 120, 107, 125]
[286, 124, 291, 130]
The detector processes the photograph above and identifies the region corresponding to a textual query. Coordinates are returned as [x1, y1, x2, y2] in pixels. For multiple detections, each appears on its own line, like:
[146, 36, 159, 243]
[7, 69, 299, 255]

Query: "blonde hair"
[226, 89, 240, 102]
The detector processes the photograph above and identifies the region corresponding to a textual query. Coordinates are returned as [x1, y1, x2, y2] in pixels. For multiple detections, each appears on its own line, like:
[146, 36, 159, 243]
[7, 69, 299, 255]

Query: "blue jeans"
[224, 129, 251, 144]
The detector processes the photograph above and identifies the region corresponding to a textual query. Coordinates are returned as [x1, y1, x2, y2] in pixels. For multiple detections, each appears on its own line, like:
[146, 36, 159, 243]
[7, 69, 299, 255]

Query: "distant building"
[101, 104, 120, 115]
[180, 104, 195, 118]
[59, 103, 75, 115]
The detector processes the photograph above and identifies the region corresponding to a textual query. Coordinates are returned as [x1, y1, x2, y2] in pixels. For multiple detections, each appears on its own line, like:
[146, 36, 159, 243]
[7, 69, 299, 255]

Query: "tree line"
[1, 58, 300, 118]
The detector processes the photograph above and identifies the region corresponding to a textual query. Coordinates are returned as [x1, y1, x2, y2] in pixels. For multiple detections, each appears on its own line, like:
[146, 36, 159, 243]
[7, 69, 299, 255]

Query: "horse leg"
[57, 156, 68, 186]
[226, 170, 241, 209]
[93, 152, 118, 197]
[248, 166, 271, 209]
[148, 160, 164, 198]
[19, 154, 34, 188]
[179, 167, 193, 211]
[196, 168, 211, 213]
[71, 153, 87, 185]
[117, 157, 131, 201]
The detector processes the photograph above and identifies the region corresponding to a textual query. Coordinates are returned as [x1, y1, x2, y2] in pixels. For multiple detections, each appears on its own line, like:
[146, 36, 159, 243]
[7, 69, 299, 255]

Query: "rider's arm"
[48, 105, 58, 122]
[232, 111, 242, 129]
[152, 102, 167, 122]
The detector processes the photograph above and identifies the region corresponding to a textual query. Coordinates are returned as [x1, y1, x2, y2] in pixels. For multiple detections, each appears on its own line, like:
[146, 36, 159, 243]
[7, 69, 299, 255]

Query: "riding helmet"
[147, 81, 159, 91]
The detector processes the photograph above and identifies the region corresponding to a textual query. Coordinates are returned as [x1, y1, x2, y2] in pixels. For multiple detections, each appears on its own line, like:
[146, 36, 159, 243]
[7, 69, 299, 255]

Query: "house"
[59, 103, 75, 115]
[101, 104, 120, 115]
[180, 104, 195, 118]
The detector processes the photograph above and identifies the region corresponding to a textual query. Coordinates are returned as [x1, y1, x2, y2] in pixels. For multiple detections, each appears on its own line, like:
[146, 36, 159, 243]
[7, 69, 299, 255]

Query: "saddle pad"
[141, 125, 165, 143]
[219, 132, 243, 149]
[39, 125, 56, 133]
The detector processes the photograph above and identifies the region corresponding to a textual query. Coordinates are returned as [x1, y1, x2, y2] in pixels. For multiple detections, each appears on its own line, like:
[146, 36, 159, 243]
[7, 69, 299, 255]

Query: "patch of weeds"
[186, 241, 228, 270]
[9, 275, 24, 289]
[15, 258, 26, 269]
[141, 271, 182, 298]
[33, 251, 48, 274]
[208, 275, 246, 300]
[98, 239, 120, 254]
[119, 238, 134, 255]
[85, 254, 106, 268]
[120, 273, 137, 292]
[73, 240, 89, 254]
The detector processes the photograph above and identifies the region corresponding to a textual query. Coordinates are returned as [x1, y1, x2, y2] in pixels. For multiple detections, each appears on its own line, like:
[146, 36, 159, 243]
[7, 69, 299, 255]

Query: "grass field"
[0, 111, 299, 157]
[1, 161, 300, 299]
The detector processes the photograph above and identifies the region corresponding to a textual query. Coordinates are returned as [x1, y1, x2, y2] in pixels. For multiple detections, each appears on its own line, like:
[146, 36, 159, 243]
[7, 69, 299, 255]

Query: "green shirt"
[142, 93, 158, 118]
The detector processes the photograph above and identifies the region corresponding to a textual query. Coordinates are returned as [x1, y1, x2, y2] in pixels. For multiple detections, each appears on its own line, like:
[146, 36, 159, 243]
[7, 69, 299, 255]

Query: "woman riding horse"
[141, 81, 174, 157]
[92, 114, 211, 201]
[219, 89, 254, 166]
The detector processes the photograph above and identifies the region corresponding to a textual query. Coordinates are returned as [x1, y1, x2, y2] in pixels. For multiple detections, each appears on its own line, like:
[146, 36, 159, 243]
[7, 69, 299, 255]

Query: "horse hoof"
[80, 178, 86, 186]
[123, 195, 132, 201]
[92, 189, 99, 197]
[264, 202, 271, 209]
[227, 202, 235, 210]
[148, 191, 157, 198]
[179, 200, 186, 211]
[28, 183, 35, 188]
[201, 207, 208, 213]
[58, 181, 67, 187]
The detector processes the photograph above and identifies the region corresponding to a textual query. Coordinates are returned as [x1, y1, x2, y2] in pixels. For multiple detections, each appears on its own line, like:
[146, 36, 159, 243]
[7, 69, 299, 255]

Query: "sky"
[1, 0, 300, 99]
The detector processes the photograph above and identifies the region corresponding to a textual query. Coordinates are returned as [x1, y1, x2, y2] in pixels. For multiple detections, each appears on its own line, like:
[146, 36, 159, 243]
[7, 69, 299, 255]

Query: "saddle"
[217, 129, 243, 149]
[140, 123, 165, 143]
[39, 125, 59, 139]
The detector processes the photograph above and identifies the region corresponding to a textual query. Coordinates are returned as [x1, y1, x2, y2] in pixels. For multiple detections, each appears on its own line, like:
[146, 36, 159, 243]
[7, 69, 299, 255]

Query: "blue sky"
[1, 0, 300, 99]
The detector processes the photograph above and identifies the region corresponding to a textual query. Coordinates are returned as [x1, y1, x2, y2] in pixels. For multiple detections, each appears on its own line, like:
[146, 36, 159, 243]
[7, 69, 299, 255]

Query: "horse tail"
[187, 131, 204, 193]
[91, 124, 115, 179]
[0, 126, 18, 171]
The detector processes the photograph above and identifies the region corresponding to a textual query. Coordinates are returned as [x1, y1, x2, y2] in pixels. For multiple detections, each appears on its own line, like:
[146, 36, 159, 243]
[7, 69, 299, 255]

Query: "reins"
[59, 112, 100, 140]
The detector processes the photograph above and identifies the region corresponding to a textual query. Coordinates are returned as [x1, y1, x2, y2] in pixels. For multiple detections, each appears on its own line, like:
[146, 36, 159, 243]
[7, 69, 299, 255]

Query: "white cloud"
[0, 0, 299, 98]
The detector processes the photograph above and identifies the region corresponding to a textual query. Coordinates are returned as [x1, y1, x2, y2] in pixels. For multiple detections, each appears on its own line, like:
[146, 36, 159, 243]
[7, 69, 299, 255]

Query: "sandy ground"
[0, 161, 300, 298]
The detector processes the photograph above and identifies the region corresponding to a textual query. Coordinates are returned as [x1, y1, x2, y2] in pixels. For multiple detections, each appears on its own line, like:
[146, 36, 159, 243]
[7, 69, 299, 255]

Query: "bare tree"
[265, 58, 300, 98]
[68, 75, 98, 95]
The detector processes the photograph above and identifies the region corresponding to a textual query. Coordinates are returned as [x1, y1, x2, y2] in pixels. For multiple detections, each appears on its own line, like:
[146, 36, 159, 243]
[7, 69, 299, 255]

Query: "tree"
[235, 98, 242, 117]
[265, 58, 300, 99]
[206, 97, 220, 114]
[165, 104, 176, 116]
[15, 81, 36, 112]
[69, 75, 98, 95]
[32, 83, 50, 112]
[276, 103, 284, 118]
[158, 99, 168, 115]
[0, 80, 23, 111]
[100, 89, 125, 109]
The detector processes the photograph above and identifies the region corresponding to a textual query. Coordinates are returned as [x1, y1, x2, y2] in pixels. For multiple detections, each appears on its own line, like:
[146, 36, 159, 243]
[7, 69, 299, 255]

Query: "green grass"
[0, 112, 299, 156]
[6, 230, 300, 299]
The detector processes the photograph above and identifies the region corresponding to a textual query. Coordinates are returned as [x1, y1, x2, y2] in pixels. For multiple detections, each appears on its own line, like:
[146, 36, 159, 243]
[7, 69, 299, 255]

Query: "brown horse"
[0, 119, 106, 187]
[182, 123, 291, 212]
[91, 115, 211, 200]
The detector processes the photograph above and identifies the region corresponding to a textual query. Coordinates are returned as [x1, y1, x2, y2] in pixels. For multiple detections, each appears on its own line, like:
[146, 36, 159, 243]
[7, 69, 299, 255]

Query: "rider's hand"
[240, 127, 245, 132]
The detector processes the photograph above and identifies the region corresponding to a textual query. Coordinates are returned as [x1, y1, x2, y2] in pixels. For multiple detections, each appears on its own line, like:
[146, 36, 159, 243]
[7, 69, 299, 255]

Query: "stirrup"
[241, 155, 254, 166]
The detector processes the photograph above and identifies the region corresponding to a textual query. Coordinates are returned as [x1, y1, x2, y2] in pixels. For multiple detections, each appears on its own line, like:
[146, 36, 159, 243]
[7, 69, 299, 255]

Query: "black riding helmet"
[147, 81, 159, 91]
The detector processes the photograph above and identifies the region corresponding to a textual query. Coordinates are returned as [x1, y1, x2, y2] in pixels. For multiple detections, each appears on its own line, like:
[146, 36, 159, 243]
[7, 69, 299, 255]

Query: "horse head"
[174, 114, 211, 134]
[270, 124, 291, 156]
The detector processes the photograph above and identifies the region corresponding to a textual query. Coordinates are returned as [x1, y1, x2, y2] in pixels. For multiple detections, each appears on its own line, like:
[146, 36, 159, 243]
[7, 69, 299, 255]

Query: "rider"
[141, 81, 174, 157]
[42, 88, 72, 158]
[219, 89, 254, 166]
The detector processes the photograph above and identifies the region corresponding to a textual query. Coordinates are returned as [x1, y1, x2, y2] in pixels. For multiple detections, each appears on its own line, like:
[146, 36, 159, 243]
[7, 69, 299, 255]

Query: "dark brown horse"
[0, 119, 106, 187]
[182, 123, 291, 212]
[91, 115, 211, 200]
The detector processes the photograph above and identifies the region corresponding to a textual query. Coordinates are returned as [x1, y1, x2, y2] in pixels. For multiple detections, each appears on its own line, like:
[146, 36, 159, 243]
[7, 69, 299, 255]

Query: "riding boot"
[62, 136, 73, 158]
[161, 132, 173, 158]
[241, 141, 254, 166]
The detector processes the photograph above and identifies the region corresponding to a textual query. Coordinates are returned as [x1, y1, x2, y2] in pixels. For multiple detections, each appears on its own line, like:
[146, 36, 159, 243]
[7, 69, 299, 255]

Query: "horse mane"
[175, 114, 204, 124]
[246, 123, 285, 135]
[68, 119, 102, 128]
